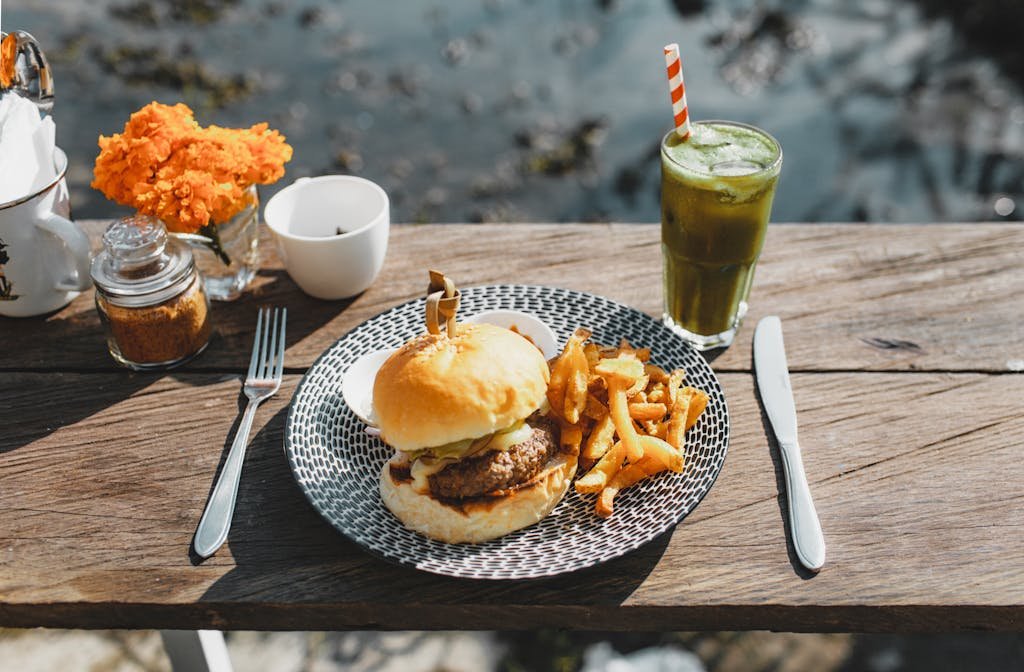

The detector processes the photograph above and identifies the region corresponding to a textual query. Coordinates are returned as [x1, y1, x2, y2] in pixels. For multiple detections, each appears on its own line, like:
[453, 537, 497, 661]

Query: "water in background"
[6, 0, 1024, 223]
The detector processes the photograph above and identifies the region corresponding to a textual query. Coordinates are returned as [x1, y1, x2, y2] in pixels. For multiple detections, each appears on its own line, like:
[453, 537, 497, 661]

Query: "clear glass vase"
[175, 186, 260, 301]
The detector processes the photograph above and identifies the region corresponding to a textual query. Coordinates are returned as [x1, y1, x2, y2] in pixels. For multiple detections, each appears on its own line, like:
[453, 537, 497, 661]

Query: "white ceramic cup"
[264, 176, 389, 300]
[0, 147, 92, 317]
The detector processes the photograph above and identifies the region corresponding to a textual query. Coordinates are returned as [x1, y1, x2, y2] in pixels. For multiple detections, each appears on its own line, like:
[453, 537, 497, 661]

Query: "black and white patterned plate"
[285, 285, 729, 580]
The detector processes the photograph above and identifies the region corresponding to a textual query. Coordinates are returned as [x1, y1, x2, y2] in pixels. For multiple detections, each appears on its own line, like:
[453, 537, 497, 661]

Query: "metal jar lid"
[90, 215, 198, 307]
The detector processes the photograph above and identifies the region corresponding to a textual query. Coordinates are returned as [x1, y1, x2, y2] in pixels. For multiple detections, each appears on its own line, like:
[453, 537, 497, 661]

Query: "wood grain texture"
[2, 222, 1021, 631]
[0, 223, 1020, 373]
[2, 369, 1022, 631]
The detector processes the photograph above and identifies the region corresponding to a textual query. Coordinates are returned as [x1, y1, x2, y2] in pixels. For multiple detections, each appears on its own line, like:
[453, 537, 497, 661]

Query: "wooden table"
[2, 222, 1022, 633]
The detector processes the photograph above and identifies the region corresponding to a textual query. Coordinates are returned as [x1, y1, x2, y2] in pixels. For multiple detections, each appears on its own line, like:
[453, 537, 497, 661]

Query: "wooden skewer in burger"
[374, 270, 577, 543]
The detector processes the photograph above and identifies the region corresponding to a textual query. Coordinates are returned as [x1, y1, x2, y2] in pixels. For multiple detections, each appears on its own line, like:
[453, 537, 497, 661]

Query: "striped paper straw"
[663, 43, 691, 141]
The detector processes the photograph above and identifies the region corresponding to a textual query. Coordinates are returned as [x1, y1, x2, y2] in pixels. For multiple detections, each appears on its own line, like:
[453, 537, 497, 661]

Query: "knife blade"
[754, 316, 826, 571]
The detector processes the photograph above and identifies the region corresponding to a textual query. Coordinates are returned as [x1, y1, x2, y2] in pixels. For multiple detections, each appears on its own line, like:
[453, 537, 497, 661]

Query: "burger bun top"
[372, 322, 550, 452]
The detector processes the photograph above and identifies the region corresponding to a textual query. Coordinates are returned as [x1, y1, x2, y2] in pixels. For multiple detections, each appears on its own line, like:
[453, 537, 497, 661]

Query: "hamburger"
[373, 322, 576, 543]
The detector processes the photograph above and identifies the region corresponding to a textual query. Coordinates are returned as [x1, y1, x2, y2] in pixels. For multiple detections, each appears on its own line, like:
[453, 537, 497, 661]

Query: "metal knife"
[754, 316, 826, 572]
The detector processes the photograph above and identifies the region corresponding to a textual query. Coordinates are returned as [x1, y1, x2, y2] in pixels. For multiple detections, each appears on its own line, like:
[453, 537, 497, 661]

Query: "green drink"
[660, 120, 782, 350]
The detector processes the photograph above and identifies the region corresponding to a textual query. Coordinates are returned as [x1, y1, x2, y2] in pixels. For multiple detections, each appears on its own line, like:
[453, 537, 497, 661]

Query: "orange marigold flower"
[91, 102, 293, 233]
[0, 34, 18, 89]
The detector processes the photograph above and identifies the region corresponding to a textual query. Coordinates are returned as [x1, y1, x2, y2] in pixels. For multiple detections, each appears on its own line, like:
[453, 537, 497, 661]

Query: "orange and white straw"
[663, 43, 691, 141]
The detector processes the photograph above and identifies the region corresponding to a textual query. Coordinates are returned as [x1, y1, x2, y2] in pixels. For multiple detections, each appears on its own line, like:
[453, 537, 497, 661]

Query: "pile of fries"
[546, 328, 709, 518]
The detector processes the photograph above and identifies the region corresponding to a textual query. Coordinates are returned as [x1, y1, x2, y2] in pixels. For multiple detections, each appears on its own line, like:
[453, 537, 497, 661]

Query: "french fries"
[667, 369, 686, 408]
[581, 413, 616, 467]
[583, 394, 608, 420]
[560, 423, 584, 457]
[645, 363, 668, 383]
[624, 374, 650, 398]
[608, 378, 644, 462]
[637, 434, 684, 473]
[682, 386, 710, 430]
[574, 440, 626, 494]
[628, 402, 669, 421]
[548, 327, 591, 425]
[563, 338, 590, 424]
[594, 356, 644, 385]
[596, 455, 663, 518]
[666, 389, 691, 451]
[544, 330, 710, 518]
[547, 352, 571, 418]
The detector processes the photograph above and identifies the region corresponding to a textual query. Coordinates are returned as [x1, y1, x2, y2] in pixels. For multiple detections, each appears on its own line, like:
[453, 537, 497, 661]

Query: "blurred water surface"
[6, 0, 1024, 223]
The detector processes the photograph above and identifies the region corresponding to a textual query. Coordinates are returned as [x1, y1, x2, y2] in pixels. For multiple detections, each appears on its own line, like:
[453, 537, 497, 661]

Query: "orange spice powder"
[98, 276, 212, 365]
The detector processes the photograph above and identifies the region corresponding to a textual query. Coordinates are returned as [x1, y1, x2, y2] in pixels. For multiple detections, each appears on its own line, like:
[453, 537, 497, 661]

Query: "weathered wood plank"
[2, 370, 1021, 631]
[0, 223, 1020, 373]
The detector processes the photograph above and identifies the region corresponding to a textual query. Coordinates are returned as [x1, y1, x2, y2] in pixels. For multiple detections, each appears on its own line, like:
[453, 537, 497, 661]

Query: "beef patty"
[428, 413, 560, 499]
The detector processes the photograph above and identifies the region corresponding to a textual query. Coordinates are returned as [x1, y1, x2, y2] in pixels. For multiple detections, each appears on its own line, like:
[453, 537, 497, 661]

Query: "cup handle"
[35, 212, 92, 291]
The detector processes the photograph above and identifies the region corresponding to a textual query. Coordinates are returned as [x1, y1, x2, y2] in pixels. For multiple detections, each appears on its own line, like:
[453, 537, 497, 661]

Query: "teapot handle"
[1, 30, 55, 113]
[35, 212, 92, 291]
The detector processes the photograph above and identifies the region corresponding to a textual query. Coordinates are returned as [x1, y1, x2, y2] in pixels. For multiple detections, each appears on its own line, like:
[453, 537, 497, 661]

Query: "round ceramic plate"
[285, 285, 729, 579]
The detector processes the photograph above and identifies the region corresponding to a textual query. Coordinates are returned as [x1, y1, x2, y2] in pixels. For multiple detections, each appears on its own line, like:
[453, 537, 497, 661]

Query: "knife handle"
[779, 440, 826, 571]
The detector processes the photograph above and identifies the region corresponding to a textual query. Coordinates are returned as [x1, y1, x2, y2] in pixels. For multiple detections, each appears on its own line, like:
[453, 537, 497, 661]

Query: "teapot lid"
[90, 215, 197, 306]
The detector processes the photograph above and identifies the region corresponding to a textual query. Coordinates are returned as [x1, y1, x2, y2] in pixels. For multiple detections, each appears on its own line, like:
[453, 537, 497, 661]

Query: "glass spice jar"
[90, 215, 212, 370]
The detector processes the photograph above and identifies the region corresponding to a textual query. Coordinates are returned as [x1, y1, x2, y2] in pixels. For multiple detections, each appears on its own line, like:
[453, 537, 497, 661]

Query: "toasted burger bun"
[379, 448, 578, 544]
[372, 323, 550, 453]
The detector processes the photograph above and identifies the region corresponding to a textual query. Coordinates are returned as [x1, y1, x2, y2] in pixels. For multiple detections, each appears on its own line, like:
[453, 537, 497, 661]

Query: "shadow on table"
[0, 267, 361, 377]
[0, 302, 114, 369]
[0, 268, 361, 456]
[178, 268, 359, 373]
[0, 371, 158, 454]
[194, 404, 669, 615]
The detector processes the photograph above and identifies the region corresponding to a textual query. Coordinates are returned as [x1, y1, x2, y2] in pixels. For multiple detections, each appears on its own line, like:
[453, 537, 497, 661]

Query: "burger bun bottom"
[379, 449, 578, 544]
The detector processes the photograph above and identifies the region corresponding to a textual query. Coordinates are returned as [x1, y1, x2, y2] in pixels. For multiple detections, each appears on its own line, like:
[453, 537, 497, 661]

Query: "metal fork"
[193, 307, 287, 558]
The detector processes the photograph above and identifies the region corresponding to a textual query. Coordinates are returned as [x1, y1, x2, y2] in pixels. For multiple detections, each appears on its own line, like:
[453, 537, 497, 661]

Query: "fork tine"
[247, 308, 264, 380]
[265, 308, 281, 380]
[274, 308, 287, 381]
[258, 307, 274, 379]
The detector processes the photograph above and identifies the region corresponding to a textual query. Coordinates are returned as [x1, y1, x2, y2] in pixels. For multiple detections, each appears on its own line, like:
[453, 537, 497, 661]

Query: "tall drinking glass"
[660, 120, 782, 350]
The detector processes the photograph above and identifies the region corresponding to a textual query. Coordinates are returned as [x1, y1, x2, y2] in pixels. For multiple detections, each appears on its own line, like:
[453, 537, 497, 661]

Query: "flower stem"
[198, 223, 232, 267]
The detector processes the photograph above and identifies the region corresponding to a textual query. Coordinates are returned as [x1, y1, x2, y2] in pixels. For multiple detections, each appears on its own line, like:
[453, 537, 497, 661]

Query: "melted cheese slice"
[407, 422, 535, 493]
[410, 457, 452, 493]
[485, 422, 534, 452]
